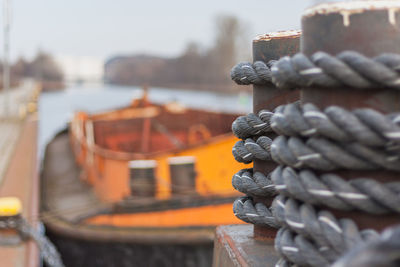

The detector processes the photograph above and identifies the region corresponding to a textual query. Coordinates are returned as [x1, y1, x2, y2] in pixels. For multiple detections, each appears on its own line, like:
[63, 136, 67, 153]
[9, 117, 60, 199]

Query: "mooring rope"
[231, 51, 400, 90]
[272, 195, 378, 252]
[233, 134, 400, 171]
[272, 166, 400, 214]
[233, 103, 400, 147]
[230, 61, 275, 85]
[230, 50, 400, 267]
[232, 136, 272, 163]
[232, 168, 276, 197]
[332, 225, 400, 267]
[0, 216, 64, 267]
[232, 110, 274, 139]
[274, 226, 378, 267]
[233, 196, 278, 227]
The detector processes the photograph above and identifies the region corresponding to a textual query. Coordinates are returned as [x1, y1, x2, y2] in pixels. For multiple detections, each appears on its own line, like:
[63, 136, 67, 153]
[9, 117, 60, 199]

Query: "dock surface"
[0, 80, 37, 184]
[213, 225, 278, 267]
[0, 80, 40, 267]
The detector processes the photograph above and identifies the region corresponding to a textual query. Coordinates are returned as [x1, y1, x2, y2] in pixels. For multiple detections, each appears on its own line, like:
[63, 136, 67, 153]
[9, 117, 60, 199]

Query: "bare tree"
[104, 14, 248, 91]
[206, 14, 247, 84]
[28, 52, 64, 82]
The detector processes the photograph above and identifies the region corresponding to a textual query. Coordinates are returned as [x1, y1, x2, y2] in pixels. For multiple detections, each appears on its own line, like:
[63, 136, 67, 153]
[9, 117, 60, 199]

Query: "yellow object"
[27, 102, 37, 113]
[0, 197, 22, 216]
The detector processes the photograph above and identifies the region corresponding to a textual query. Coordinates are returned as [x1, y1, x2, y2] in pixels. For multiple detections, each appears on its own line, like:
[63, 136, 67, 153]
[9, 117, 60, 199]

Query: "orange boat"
[41, 94, 247, 266]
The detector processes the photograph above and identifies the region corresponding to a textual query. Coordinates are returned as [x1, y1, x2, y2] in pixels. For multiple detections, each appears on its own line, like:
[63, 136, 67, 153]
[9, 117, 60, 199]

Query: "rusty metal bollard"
[213, 31, 300, 267]
[301, 0, 400, 231]
[252, 31, 300, 239]
[215, 1, 400, 266]
[269, 1, 400, 266]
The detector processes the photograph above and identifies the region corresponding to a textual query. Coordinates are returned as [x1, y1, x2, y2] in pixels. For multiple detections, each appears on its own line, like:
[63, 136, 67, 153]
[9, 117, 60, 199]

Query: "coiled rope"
[232, 110, 274, 139]
[231, 51, 400, 90]
[230, 50, 400, 267]
[233, 102, 400, 148]
[230, 61, 275, 85]
[272, 166, 400, 215]
[232, 168, 276, 197]
[332, 225, 400, 267]
[232, 134, 400, 171]
[233, 196, 278, 227]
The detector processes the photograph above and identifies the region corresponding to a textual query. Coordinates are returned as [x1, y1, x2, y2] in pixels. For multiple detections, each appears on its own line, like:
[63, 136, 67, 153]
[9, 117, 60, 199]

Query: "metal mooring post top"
[301, 0, 400, 56]
[301, 0, 400, 112]
[303, 0, 400, 17]
[252, 31, 300, 70]
[253, 30, 301, 43]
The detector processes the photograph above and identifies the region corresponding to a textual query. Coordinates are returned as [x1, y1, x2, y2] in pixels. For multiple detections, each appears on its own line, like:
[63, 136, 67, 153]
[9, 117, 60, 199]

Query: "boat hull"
[47, 229, 213, 267]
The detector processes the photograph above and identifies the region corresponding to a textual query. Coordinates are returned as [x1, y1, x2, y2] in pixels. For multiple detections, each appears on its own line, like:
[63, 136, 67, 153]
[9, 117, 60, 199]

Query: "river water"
[38, 84, 252, 155]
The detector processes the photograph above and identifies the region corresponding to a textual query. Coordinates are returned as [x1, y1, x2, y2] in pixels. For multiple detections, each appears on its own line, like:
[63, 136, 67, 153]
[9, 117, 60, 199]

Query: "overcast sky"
[6, 0, 316, 61]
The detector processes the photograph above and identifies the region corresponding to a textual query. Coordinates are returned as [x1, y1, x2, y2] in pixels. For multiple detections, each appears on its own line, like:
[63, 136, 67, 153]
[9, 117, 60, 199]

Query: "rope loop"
[232, 168, 276, 197]
[230, 61, 273, 85]
[233, 196, 278, 228]
[231, 51, 400, 90]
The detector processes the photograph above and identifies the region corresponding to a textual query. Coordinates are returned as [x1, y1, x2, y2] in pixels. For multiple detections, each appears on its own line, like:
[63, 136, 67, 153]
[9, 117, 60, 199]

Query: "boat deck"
[41, 131, 111, 223]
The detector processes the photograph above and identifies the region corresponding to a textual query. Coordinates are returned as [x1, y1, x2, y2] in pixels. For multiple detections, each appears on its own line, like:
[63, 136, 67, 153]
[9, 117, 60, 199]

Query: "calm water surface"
[39, 84, 252, 156]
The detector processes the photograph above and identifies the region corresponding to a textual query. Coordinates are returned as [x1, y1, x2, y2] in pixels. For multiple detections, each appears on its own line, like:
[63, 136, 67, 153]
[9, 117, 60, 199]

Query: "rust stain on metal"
[303, 0, 400, 27]
[303, 1, 400, 17]
[253, 225, 276, 240]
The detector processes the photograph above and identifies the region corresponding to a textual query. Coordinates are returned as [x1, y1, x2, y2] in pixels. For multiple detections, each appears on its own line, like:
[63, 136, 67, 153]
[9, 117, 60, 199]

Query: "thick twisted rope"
[230, 61, 274, 85]
[272, 195, 378, 253]
[272, 196, 378, 266]
[231, 51, 400, 89]
[232, 136, 272, 163]
[0, 216, 64, 267]
[232, 168, 276, 197]
[232, 110, 274, 139]
[332, 224, 400, 267]
[275, 227, 378, 267]
[272, 51, 400, 90]
[275, 227, 331, 267]
[233, 196, 278, 228]
[233, 102, 400, 147]
[271, 135, 400, 171]
[271, 166, 400, 214]
[230, 51, 400, 265]
[233, 133, 400, 170]
[271, 102, 400, 147]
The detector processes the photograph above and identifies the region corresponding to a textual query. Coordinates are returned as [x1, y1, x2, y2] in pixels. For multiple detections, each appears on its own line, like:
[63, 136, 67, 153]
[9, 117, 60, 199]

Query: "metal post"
[252, 31, 300, 238]
[212, 32, 301, 267]
[301, 1, 400, 230]
[2, 0, 10, 118]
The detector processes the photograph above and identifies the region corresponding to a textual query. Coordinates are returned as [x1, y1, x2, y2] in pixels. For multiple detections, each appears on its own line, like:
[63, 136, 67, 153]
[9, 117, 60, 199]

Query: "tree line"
[105, 15, 249, 92]
[0, 51, 63, 91]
